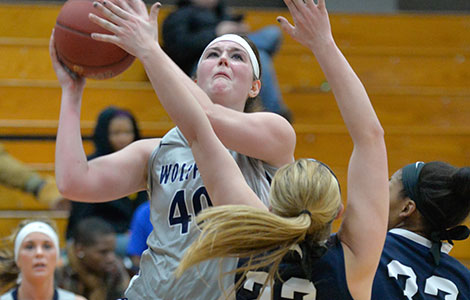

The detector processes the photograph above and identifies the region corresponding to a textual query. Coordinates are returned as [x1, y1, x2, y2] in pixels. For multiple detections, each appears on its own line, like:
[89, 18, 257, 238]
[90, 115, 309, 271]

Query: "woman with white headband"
[0, 220, 86, 300]
[50, 0, 295, 299]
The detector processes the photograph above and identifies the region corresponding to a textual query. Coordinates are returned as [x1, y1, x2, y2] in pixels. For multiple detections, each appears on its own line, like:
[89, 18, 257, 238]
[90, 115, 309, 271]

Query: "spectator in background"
[0, 144, 64, 209]
[162, 0, 293, 121]
[56, 217, 130, 300]
[0, 219, 85, 300]
[126, 201, 152, 275]
[65, 106, 148, 256]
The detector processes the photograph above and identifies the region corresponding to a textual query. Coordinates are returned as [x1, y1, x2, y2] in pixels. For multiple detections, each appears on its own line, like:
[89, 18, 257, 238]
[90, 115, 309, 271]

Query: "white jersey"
[0, 288, 76, 300]
[126, 127, 277, 300]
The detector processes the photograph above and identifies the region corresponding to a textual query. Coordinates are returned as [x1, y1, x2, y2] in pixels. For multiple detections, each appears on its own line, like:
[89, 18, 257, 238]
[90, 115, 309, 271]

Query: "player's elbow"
[204, 103, 223, 124]
[56, 175, 81, 200]
[369, 123, 385, 141]
[358, 123, 385, 145]
[55, 179, 73, 199]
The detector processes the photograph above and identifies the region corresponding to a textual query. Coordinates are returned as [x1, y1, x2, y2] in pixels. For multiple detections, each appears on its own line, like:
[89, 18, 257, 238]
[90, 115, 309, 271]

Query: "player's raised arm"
[50, 33, 159, 202]
[277, 0, 388, 298]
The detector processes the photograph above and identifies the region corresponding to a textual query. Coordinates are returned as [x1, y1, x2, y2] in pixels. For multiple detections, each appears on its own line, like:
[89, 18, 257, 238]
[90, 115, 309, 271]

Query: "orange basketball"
[54, 0, 135, 79]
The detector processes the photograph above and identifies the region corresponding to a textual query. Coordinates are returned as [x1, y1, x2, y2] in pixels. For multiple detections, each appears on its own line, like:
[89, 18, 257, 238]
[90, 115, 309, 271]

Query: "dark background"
[398, 0, 470, 12]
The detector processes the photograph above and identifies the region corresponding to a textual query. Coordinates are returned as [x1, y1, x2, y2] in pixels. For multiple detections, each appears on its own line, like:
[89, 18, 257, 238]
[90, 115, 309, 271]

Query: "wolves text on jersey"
[160, 162, 199, 185]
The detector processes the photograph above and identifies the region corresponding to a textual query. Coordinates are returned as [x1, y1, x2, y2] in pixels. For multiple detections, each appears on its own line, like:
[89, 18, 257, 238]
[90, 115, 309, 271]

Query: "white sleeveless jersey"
[126, 127, 277, 300]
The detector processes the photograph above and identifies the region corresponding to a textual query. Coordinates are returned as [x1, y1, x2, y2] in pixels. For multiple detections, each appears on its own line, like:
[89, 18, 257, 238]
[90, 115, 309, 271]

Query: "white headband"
[14, 221, 59, 262]
[197, 34, 260, 79]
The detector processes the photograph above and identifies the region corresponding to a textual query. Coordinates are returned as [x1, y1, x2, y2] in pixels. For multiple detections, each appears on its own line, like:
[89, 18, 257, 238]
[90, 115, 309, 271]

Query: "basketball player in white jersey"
[50, 1, 295, 299]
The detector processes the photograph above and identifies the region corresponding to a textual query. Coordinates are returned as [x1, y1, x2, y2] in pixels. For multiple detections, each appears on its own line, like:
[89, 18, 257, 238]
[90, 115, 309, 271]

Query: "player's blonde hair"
[176, 159, 341, 296]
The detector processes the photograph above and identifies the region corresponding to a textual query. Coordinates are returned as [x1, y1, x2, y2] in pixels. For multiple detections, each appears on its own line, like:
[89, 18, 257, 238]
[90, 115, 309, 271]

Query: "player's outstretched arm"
[50, 32, 158, 202]
[278, 0, 388, 298]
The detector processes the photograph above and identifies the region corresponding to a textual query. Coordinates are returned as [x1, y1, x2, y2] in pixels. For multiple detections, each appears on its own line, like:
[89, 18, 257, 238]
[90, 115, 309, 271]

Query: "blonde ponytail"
[176, 205, 312, 293]
[177, 159, 342, 297]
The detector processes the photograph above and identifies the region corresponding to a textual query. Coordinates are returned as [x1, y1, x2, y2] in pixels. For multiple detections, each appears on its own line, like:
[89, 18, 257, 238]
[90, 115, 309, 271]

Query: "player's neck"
[395, 213, 429, 239]
[18, 280, 54, 300]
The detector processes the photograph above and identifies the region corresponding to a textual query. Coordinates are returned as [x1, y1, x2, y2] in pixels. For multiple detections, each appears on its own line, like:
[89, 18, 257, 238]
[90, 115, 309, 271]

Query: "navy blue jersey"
[372, 229, 470, 300]
[236, 234, 353, 300]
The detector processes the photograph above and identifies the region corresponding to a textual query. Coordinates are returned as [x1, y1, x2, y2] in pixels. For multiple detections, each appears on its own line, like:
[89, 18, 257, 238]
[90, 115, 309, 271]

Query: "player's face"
[388, 169, 405, 230]
[16, 232, 57, 281]
[197, 41, 258, 111]
[108, 116, 135, 152]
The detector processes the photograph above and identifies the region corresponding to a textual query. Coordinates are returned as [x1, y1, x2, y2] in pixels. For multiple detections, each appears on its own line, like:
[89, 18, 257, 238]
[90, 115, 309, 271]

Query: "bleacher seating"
[0, 209, 68, 248]
[0, 3, 469, 267]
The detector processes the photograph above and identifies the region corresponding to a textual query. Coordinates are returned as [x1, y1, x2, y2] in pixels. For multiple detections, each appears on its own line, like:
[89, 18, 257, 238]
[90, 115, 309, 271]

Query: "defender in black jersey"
[236, 235, 353, 300]
[176, 1, 389, 300]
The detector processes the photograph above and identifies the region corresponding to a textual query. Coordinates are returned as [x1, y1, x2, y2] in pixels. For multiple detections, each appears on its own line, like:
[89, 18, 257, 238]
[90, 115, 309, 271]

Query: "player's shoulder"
[441, 253, 470, 277]
[130, 138, 161, 153]
[132, 138, 161, 147]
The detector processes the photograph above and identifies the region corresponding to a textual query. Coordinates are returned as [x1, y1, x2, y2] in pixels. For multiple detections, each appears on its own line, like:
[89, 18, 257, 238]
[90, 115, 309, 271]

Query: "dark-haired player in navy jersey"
[372, 161, 470, 300]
